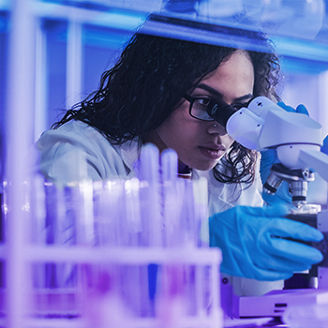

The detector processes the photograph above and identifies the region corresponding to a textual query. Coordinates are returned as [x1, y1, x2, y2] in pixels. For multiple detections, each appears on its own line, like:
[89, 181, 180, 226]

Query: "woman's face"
[150, 50, 255, 171]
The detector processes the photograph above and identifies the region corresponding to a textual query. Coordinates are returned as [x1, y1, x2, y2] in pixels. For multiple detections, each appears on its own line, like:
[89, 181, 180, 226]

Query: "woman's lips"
[199, 145, 226, 160]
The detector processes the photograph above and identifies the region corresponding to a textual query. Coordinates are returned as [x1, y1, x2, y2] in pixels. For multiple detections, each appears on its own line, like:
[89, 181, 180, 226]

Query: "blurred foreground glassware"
[1, 146, 223, 327]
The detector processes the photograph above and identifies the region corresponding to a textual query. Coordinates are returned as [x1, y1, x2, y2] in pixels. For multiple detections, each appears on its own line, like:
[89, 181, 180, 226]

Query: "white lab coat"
[36, 120, 283, 296]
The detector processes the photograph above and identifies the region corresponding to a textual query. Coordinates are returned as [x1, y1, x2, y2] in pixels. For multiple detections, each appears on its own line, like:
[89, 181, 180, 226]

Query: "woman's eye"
[232, 102, 248, 110]
[197, 98, 210, 106]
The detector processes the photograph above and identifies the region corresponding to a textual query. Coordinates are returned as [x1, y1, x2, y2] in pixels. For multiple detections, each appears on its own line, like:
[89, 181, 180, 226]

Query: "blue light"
[82, 27, 133, 49]
[94, 10, 147, 31]
[272, 35, 328, 63]
[280, 56, 328, 74]
[0, 13, 8, 33]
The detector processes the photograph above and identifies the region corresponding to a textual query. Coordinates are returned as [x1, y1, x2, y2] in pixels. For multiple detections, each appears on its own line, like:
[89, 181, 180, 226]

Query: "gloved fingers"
[241, 204, 290, 218]
[263, 236, 323, 265]
[277, 101, 309, 116]
[295, 104, 309, 116]
[321, 135, 328, 155]
[277, 101, 295, 112]
[254, 251, 311, 273]
[220, 261, 293, 282]
[266, 218, 323, 242]
[250, 266, 293, 282]
[209, 205, 289, 232]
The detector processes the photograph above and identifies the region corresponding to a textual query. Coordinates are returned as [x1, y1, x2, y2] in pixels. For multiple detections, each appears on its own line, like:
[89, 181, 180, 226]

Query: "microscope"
[209, 96, 328, 317]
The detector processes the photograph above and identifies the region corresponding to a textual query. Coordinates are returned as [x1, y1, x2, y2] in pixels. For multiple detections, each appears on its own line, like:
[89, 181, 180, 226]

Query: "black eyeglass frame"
[184, 94, 253, 125]
[184, 94, 215, 121]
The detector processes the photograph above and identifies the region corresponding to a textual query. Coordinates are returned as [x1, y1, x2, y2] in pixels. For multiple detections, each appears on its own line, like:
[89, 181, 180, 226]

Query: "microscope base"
[236, 288, 328, 318]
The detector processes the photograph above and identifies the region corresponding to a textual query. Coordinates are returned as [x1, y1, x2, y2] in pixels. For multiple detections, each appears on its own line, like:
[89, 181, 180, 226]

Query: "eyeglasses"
[184, 95, 249, 122]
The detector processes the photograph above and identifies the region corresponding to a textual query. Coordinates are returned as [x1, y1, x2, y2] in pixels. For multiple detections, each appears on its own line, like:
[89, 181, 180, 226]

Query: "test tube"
[179, 179, 197, 247]
[138, 144, 162, 247]
[192, 177, 209, 247]
[102, 180, 125, 246]
[82, 264, 130, 328]
[124, 178, 142, 246]
[161, 149, 182, 247]
[161, 148, 178, 183]
[54, 183, 76, 289]
[77, 180, 95, 246]
[156, 264, 186, 328]
[30, 176, 46, 288]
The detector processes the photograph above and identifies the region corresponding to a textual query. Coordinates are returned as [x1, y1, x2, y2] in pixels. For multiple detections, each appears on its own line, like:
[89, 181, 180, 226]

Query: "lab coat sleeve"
[36, 121, 129, 183]
[38, 137, 101, 182]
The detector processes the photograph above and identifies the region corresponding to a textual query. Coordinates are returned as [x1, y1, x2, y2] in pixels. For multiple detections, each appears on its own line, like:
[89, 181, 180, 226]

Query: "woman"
[37, 30, 323, 296]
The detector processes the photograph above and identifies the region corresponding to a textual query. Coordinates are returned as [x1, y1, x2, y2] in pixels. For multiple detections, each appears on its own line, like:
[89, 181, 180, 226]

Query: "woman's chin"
[189, 159, 221, 171]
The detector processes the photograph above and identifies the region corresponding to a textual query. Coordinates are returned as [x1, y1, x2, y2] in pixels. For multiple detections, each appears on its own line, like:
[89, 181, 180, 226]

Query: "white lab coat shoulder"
[36, 120, 139, 183]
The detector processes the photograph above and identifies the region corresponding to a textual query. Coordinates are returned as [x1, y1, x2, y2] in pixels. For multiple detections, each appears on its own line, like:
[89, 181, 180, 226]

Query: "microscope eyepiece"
[207, 100, 241, 128]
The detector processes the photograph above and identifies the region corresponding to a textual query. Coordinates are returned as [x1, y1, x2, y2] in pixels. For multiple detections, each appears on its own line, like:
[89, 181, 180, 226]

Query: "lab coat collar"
[118, 138, 141, 174]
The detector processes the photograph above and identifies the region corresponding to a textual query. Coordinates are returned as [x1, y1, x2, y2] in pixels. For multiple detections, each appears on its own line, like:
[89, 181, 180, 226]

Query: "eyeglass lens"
[191, 98, 214, 121]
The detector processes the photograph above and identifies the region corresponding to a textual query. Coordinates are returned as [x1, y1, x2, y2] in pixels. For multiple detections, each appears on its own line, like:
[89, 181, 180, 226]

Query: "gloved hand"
[260, 102, 309, 206]
[209, 204, 323, 281]
[321, 135, 328, 155]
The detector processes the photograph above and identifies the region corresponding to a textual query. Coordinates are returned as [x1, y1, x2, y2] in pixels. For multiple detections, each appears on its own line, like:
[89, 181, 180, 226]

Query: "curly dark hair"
[54, 29, 280, 186]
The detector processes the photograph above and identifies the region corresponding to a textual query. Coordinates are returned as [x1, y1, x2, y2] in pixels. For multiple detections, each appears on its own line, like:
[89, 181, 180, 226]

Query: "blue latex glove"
[321, 135, 328, 155]
[209, 204, 323, 281]
[260, 102, 309, 206]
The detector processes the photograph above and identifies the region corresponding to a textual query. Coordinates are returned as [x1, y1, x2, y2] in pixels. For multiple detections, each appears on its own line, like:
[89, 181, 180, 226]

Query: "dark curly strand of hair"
[214, 47, 281, 185]
[53, 30, 280, 187]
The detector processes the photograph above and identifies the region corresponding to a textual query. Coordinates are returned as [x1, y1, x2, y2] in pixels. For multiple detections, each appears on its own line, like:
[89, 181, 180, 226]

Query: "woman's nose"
[207, 122, 227, 136]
